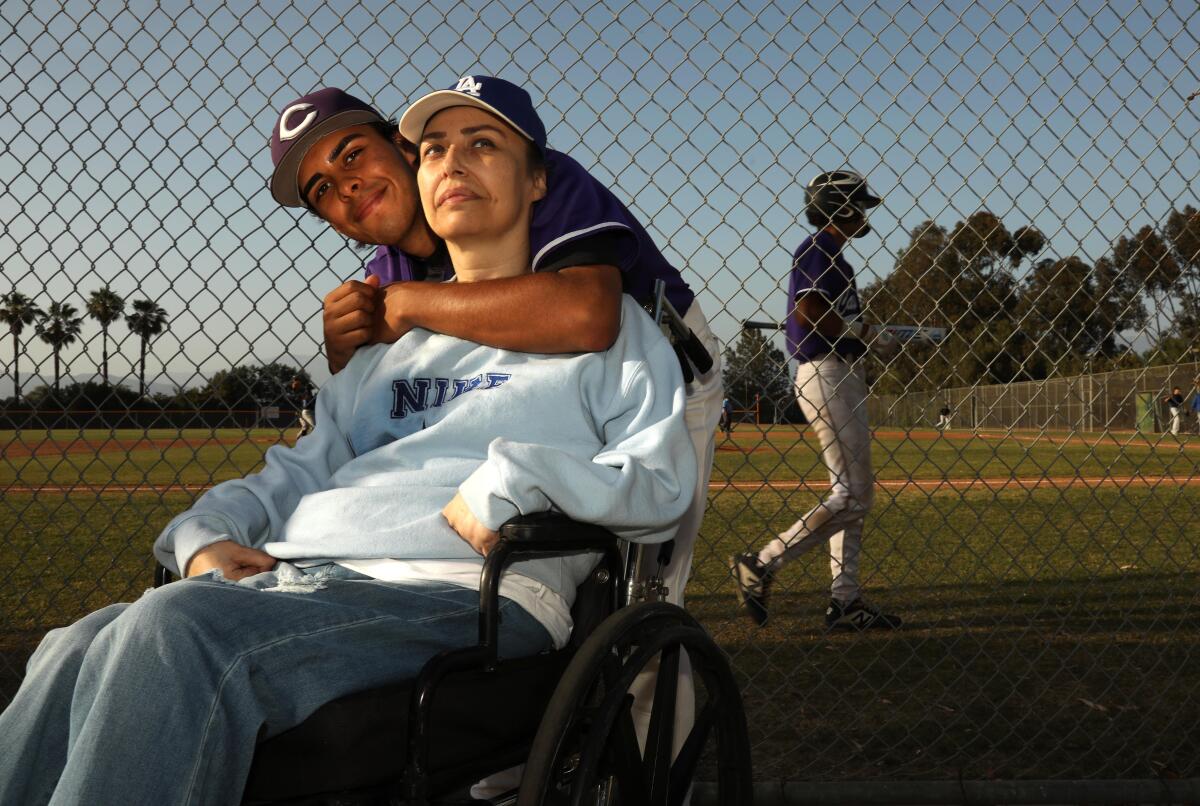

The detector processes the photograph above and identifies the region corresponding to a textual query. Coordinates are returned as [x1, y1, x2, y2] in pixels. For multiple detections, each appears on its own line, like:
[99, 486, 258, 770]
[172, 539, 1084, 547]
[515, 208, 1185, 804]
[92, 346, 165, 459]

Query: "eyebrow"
[420, 123, 507, 142]
[300, 133, 365, 203]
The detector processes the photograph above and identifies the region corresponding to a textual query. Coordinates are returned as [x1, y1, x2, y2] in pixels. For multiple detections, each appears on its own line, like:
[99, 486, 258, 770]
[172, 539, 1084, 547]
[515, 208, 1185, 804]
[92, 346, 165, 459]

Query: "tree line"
[864, 204, 1199, 396]
[0, 286, 168, 400]
[724, 203, 1200, 411]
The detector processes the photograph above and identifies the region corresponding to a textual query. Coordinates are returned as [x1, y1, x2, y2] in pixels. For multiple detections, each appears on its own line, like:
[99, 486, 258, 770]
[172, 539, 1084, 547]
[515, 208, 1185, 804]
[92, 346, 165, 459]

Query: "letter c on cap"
[279, 103, 318, 141]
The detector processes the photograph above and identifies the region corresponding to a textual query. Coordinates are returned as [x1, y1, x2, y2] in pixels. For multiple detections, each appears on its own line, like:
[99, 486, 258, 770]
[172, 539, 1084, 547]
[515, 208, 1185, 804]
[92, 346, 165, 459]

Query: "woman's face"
[416, 106, 546, 243]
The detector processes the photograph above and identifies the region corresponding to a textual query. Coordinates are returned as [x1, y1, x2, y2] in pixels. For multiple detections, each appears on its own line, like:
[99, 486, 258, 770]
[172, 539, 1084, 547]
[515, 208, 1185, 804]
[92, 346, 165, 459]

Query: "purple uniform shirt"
[785, 230, 866, 362]
[365, 150, 694, 314]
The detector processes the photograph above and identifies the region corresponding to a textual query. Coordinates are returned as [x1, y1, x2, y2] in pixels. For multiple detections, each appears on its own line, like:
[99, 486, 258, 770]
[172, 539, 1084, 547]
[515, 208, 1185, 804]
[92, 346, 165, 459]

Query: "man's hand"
[323, 275, 382, 374]
[186, 540, 276, 580]
[442, 492, 500, 556]
[865, 324, 900, 357]
[372, 280, 418, 345]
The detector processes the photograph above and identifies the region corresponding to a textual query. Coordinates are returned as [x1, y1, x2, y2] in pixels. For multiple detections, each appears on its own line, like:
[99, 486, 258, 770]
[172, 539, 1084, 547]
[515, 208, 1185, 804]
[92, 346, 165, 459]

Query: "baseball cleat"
[730, 553, 773, 626]
[825, 598, 902, 631]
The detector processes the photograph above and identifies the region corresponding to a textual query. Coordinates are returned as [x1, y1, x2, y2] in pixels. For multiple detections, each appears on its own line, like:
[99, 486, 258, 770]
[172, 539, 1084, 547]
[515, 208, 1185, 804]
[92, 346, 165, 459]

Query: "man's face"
[416, 106, 546, 244]
[297, 124, 422, 247]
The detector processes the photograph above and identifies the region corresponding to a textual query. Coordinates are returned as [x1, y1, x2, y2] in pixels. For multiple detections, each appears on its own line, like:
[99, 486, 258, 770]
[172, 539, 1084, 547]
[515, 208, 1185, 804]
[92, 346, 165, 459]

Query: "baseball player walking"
[732, 170, 901, 630]
[1163, 387, 1184, 436]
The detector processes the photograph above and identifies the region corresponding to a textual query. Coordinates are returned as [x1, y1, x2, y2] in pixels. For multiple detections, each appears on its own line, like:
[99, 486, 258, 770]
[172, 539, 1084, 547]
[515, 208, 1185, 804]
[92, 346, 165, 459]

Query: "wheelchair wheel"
[518, 601, 752, 806]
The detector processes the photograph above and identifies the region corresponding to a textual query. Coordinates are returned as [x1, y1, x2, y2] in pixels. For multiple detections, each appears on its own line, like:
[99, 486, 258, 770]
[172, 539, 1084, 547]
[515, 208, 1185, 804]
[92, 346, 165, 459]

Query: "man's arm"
[379, 263, 621, 351]
[449, 301, 696, 550]
[793, 291, 843, 338]
[324, 264, 623, 373]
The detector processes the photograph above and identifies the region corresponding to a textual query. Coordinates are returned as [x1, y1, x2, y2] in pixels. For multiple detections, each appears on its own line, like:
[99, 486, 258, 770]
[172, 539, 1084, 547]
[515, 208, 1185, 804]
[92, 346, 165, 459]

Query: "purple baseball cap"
[268, 87, 384, 208]
[399, 76, 547, 152]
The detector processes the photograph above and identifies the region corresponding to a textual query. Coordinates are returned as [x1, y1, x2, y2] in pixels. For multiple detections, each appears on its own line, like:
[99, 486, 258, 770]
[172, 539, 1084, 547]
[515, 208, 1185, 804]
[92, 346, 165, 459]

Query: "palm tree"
[35, 301, 84, 395]
[0, 290, 43, 400]
[86, 286, 125, 386]
[125, 299, 169, 397]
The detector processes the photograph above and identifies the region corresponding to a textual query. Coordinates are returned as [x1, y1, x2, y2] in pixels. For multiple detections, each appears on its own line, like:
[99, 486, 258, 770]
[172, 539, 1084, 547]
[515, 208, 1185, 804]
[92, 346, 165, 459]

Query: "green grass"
[2, 428, 1198, 782]
[713, 426, 1200, 484]
[4, 426, 1198, 488]
[0, 428, 283, 487]
[690, 484, 1200, 780]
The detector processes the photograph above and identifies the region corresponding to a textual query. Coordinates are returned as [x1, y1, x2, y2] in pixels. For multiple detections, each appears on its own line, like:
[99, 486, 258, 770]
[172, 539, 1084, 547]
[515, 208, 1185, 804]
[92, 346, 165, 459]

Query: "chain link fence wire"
[2, 0, 1199, 799]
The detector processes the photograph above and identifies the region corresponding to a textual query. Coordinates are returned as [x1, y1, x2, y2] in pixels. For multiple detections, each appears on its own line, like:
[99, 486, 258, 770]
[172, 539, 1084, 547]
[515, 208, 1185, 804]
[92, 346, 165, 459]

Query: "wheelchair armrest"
[478, 512, 623, 666]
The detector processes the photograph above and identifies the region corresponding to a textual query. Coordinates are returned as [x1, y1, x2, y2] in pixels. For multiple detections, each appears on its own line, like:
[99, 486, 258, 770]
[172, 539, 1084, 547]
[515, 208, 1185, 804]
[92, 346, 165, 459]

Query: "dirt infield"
[5, 474, 1196, 496]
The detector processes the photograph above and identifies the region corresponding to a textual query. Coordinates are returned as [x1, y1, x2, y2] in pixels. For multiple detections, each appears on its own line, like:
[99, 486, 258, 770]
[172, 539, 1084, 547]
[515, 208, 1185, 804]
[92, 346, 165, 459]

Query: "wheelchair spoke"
[600, 650, 625, 691]
[666, 699, 716, 806]
[606, 693, 648, 806]
[643, 643, 680, 804]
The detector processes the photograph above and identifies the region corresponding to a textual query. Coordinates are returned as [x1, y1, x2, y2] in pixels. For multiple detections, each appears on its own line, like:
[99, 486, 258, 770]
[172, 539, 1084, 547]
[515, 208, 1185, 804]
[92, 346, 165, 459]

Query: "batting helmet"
[804, 170, 882, 235]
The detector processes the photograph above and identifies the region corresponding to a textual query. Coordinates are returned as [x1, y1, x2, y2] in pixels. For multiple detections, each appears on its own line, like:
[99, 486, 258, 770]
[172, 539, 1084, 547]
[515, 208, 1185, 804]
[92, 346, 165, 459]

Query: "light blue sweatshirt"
[154, 297, 697, 604]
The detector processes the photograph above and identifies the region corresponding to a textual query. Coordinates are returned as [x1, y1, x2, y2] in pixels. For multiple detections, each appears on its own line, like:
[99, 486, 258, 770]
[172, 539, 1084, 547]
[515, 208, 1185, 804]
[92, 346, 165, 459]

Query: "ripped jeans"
[0, 564, 551, 806]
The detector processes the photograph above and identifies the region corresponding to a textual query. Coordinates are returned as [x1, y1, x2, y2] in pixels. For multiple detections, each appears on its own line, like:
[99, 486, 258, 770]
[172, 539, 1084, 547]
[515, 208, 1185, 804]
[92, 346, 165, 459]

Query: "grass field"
[2, 426, 1198, 782]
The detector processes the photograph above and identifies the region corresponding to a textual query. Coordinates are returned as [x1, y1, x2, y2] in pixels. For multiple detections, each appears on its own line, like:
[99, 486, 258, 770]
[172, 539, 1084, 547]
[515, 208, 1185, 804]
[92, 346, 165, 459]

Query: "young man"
[1163, 387, 1184, 436]
[937, 401, 952, 431]
[730, 170, 901, 630]
[294, 78, 723, 614]
[1191, 380, 1200, 434]
[0, 86, 697, 806]
[289, 375, 315, 438]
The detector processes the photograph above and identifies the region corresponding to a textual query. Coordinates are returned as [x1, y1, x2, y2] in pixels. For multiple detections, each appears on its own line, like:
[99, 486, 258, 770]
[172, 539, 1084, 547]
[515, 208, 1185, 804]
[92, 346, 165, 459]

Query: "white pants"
[937, 414, 951, 430]
[759, 357, 874, 603]
[630, 301, 722, 754]
[1169, 407, 1181, 435]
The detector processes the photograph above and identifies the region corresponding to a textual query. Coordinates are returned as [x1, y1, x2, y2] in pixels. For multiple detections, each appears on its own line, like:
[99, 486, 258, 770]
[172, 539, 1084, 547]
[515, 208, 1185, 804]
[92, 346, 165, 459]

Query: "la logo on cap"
[455, 76, 482, 97]
[279, 103, 318, 141]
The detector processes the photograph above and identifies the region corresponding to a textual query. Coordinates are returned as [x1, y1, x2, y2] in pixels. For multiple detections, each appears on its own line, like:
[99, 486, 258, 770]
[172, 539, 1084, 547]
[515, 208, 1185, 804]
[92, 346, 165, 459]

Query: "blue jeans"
[0, 564, 551, 806]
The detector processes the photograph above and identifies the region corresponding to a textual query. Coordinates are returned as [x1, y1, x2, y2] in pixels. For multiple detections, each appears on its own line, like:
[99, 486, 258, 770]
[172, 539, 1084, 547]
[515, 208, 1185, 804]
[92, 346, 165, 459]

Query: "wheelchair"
[155, 512, 753, 805]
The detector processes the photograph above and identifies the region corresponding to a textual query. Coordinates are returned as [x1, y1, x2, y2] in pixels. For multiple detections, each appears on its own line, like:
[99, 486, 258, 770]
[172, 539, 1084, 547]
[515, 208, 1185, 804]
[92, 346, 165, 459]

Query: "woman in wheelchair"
[0, 83, 699, 805]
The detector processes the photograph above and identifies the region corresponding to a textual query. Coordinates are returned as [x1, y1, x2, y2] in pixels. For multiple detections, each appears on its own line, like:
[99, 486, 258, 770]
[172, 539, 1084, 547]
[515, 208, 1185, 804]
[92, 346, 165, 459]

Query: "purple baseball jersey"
[785, 230, 866, 362]
[365, 149, 694, 314]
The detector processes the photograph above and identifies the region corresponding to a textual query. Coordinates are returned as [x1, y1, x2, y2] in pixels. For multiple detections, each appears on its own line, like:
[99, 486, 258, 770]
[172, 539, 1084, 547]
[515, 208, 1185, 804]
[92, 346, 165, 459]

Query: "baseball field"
[2, 425, 1198, 780]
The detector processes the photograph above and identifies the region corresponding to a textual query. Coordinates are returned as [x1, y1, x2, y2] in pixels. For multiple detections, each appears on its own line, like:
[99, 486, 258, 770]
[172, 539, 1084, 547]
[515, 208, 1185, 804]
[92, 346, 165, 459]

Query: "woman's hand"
[186, 540, 276, 580]
[442, 492, 500, 556]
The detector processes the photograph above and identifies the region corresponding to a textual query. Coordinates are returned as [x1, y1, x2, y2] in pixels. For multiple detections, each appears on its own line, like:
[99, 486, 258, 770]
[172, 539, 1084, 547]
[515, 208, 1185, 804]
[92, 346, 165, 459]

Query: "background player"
[1162, 387, 1184, 435]
[289, 376, 315, 438]
[731, 170, 901, 630]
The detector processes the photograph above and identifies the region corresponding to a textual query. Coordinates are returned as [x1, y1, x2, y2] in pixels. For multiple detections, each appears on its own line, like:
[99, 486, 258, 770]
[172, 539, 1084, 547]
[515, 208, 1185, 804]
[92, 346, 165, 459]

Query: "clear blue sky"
[1, 0, 1197, 396]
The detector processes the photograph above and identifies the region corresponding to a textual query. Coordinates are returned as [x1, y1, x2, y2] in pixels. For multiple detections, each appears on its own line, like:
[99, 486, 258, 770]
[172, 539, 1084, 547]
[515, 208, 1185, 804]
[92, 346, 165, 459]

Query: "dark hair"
[526, 140, 546, 177]
[370, 118, 401, 141]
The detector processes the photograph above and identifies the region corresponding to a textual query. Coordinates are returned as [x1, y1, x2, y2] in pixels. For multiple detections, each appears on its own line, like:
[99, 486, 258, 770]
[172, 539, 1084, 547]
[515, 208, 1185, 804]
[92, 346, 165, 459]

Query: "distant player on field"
[1191, 380, 1200, 434]
[937, 401, 952, 431]
[731, 170, 901, 630]
[1162, 387, 1184, 436]
[720, 396, 734, 435]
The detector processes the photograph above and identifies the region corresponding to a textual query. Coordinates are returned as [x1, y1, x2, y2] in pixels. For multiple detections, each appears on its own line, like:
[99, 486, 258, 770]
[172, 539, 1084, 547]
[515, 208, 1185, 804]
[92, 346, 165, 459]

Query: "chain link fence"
[871, 360, 1200, 432]
[2, 0, 1199, 801]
